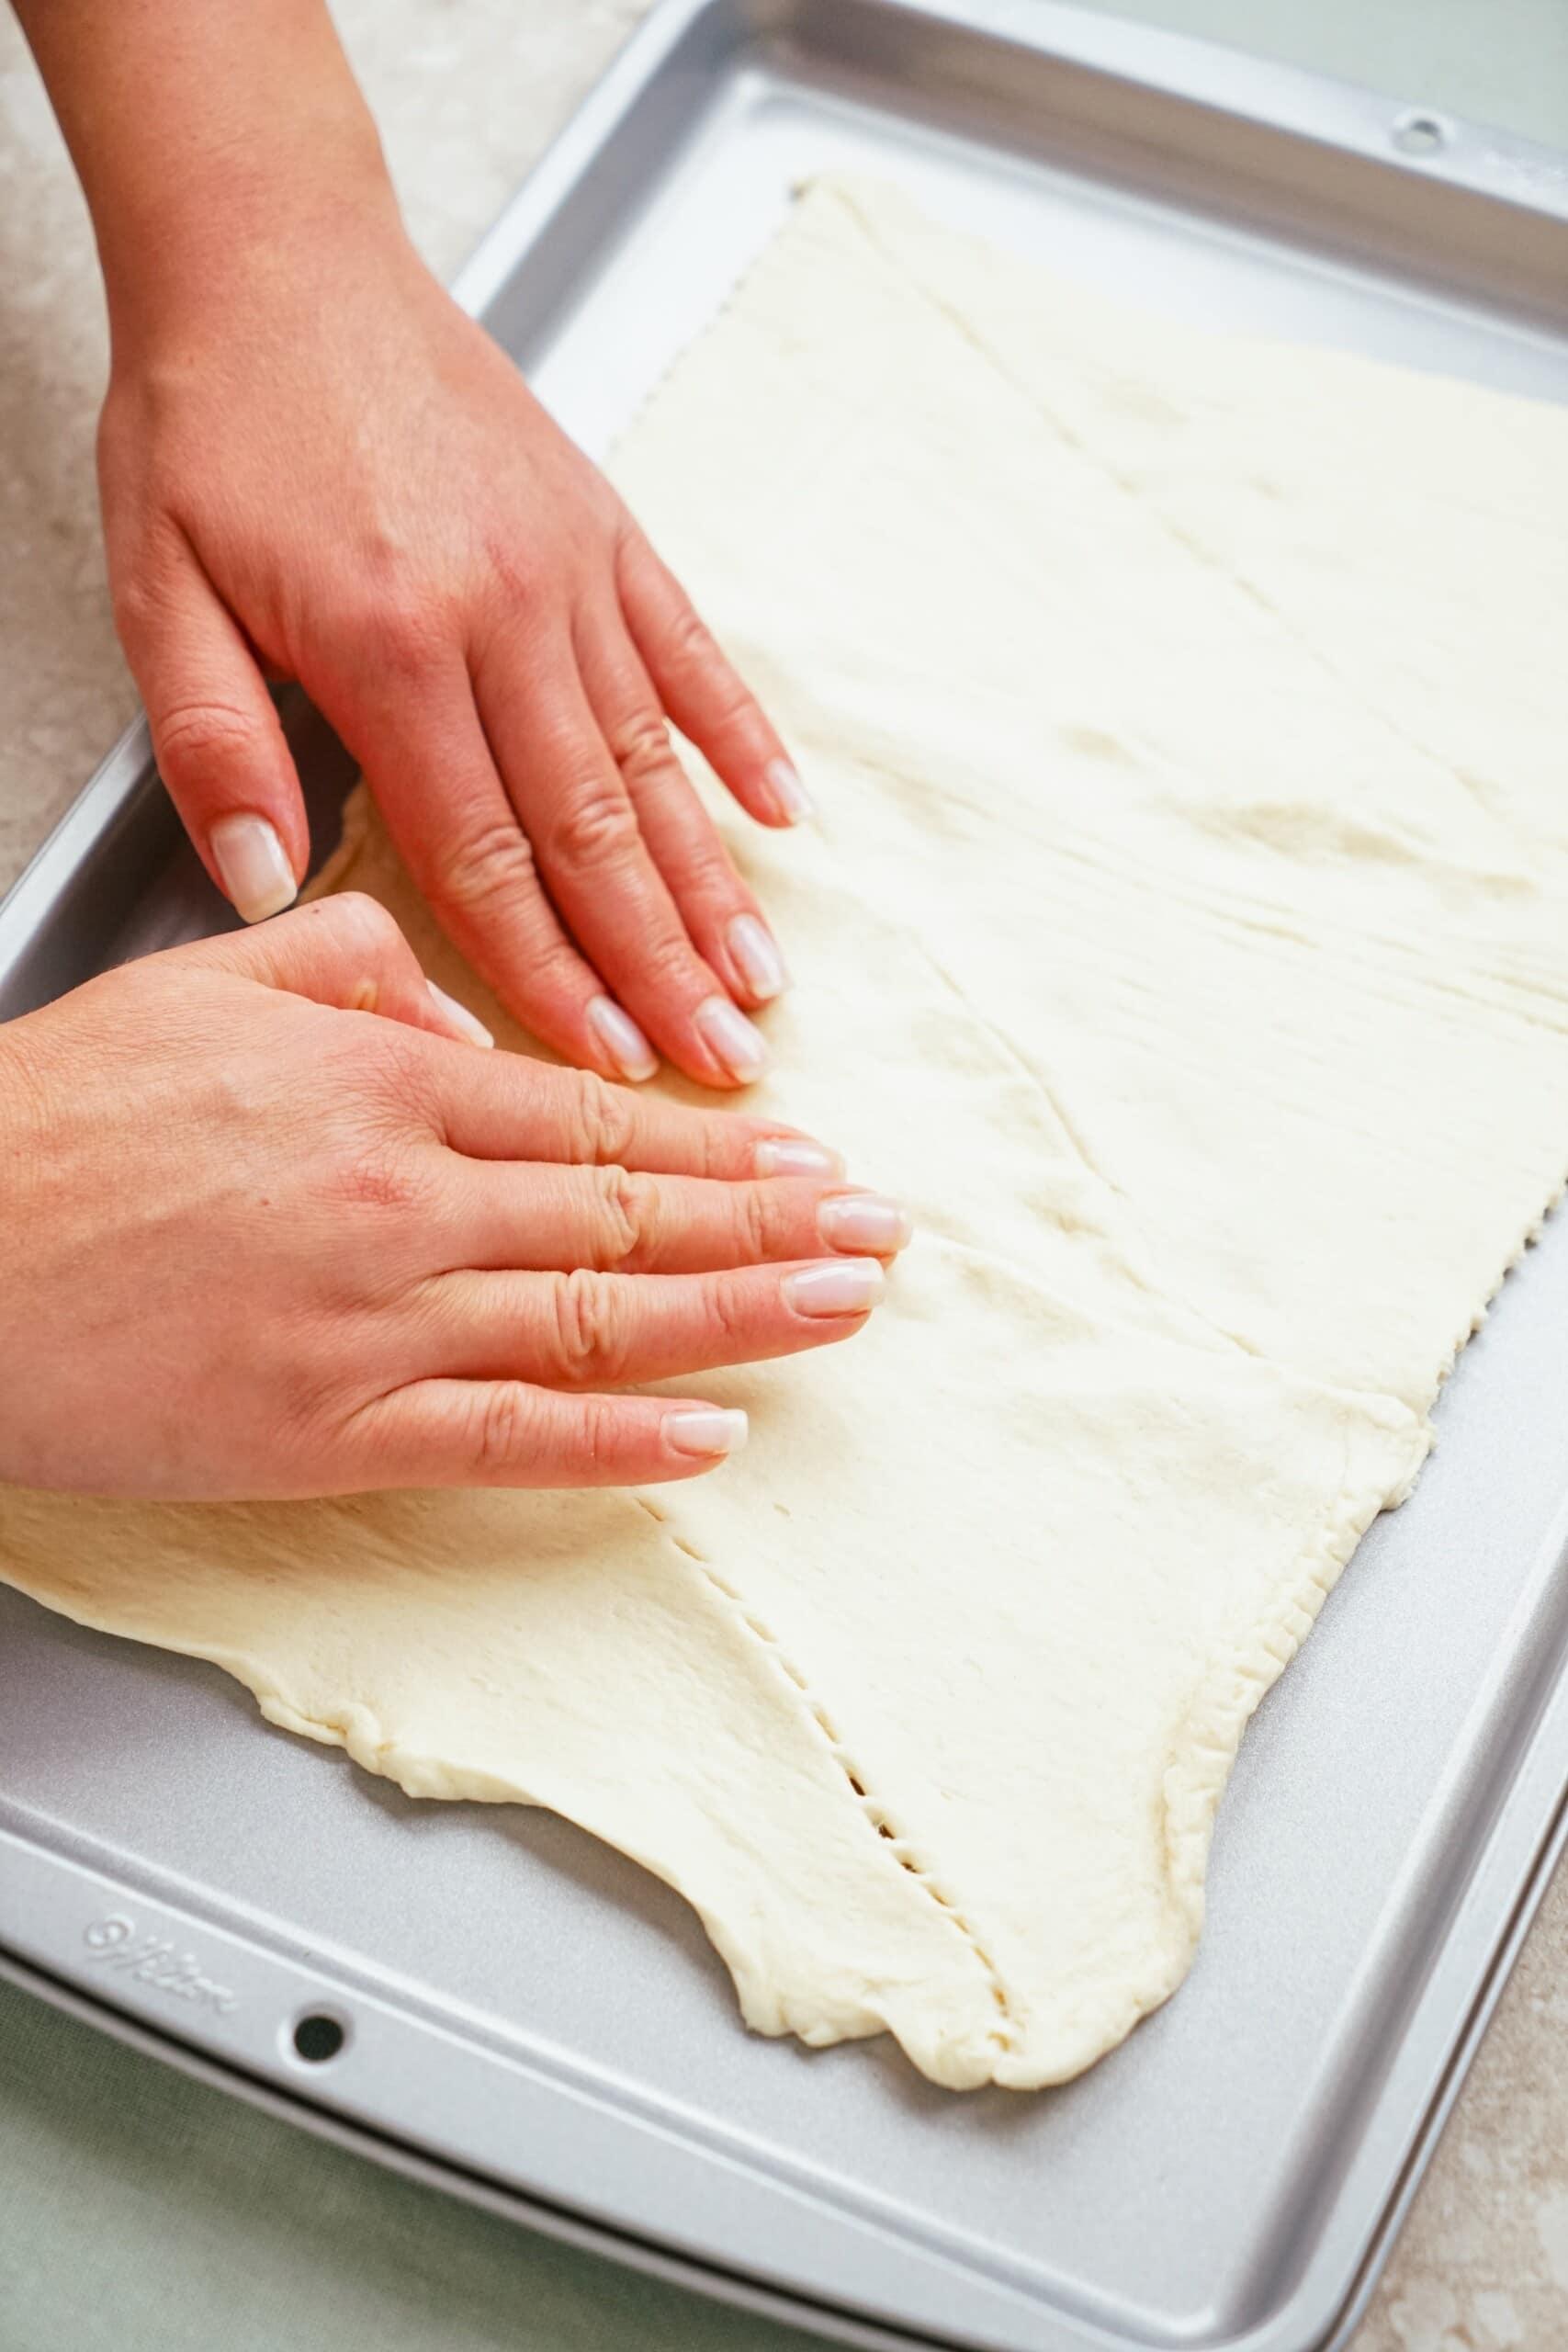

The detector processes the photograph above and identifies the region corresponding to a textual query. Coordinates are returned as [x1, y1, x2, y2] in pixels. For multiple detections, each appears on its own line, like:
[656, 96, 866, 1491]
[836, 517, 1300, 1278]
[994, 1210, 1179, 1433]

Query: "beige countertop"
[3, 4, 1566, 2346]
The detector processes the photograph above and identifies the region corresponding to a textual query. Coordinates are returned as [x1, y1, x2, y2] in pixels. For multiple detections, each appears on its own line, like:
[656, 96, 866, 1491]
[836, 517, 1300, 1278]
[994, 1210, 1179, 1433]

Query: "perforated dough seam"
[633, 1495, 1017, 2047]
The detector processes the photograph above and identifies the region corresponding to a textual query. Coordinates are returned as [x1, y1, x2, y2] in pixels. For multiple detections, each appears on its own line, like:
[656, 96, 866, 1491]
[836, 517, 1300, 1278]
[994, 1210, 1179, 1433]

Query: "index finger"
[436, 1054, 844, 1183]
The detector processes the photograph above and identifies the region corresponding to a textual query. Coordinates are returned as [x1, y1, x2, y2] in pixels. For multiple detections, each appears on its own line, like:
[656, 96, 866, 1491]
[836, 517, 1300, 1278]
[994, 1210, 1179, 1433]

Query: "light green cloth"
[6, 6, 1567, 2351]
[0, 1977, 811, 2352]
[1074, 0, 1568, 150]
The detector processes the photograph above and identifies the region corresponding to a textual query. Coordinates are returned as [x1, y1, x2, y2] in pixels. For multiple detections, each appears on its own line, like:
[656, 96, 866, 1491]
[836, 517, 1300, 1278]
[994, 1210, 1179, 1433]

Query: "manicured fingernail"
[728, 912, 790, 1002]
[766, 759, 815, 823]
[426, 981, 494, 1048]
[695, 994, 767, 1084]
[666, 1407, 750, 1459]
[782, 1259, 885, 1317]
[817, 1193, 911, 1255]
[209, 813, 297, 922]
[589, 995, 658, 1082]
[753, 1136, 844, 1179]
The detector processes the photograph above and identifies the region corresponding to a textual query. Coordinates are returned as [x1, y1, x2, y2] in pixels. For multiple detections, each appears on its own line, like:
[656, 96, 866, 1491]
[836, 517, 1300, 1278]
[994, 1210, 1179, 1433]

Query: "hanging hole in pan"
[289, 2008, 349, 2064]
[1393, 112, 1450, 159]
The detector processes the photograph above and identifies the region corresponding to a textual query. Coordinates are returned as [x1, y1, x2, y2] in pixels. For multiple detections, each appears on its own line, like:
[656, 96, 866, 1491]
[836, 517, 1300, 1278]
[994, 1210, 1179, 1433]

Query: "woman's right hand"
[0, 897, 908, 1500]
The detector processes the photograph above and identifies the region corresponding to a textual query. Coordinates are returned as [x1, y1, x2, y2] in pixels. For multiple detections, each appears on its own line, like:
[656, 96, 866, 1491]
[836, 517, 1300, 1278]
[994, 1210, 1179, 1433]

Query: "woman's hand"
[0, 900, 908, 1500]
[97, 224, 807, 1091]
[16, 0, 805, 1092]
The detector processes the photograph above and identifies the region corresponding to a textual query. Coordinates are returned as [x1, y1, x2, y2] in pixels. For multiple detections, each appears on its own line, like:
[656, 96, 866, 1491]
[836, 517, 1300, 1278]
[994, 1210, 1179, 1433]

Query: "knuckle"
[662, 610, 752, 729]
[607, 712, 676, 789]
[533, 938, 592, 995]
[338, 568, 450, 679]
[432, 820, 537, 917]
[577, 1393, 625, 1476]
[318, 889, 407, 965]
[545, 782, 639, 873]
[664, 609, 751, 729]
[567, 1071, 637, 1169]
[637, 930, 705, 997]
[682, 840, 741, 905]
[470, 1380, 541, 1476]
[480, 537, 541, 614]
[665, 603, 717, 671]
[735, 1182, 778, 1262]
[700, 675, 754, 737]
[272, 1354, 357, 1464]
[544, 1267, 633, 1385]
[613, 516, 650, 579]
[152, 698, 263, 779]
[321, 1136, 426, 1216]
[378, 611, 445, 683]
[702, 1270, 750, 1348]
[597, 1165, 660, 1269]
[691, 1114, 750, 1182]
[355, 1027, 446, 1130]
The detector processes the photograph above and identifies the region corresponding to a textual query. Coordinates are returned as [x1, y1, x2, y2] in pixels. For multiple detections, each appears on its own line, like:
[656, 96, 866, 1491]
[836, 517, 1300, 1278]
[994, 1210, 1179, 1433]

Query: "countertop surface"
[4, 4, 1568, 2348]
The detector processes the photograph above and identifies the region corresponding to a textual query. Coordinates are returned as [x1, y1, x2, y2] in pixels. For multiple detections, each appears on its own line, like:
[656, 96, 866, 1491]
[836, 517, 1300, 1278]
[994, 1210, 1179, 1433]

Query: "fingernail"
[817, 1193, 912, 1256]
[753, 1136, 844, 1179]
[666, 1407, 750, 1459]
[728, 912, 790, 1002]
[209, 813, 298, 922]
[695, 994, 767, 1084]
[782, 1259, 886, 1317]
[427, 980, 494, 1048]
[767, 758, 815, 824]
[589, 995, 658, 1082]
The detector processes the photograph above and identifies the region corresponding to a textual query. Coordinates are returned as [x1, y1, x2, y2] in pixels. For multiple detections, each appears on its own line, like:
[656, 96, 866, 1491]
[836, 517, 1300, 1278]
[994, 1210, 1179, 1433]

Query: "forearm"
[13, 0, 402, 352]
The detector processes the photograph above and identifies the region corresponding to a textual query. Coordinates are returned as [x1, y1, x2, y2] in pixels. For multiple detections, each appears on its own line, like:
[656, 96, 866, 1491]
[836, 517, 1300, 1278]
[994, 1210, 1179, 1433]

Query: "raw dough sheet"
[6, 179, 1568, 2088]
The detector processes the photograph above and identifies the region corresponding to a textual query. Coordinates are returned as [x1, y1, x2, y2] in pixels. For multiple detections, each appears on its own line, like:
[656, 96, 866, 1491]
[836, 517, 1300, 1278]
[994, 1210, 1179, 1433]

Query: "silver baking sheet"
[4, 6, 1568, 2348]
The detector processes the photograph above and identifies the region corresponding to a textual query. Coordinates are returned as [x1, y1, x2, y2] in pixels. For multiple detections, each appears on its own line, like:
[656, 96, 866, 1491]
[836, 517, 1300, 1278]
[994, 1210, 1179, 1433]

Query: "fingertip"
[781, 1258, 886, 1319]
[426, 980, 495, 1049]
[663, 1405, 749, 1462]
[753, 1136, 845, 1179]
[728, 759, 815, 831]
[762, 758, 815, 825]
[694, 995, 767, 1087]
[209, 812, 299, 923]
[588, 994, 660, 1083]
[726, 913, 790, 1005]
[816, 1191, 912, 1259]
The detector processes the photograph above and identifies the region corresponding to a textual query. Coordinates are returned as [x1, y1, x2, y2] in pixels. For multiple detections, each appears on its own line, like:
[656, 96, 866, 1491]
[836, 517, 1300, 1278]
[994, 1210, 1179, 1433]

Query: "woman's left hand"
[97, 203, 807, 1090]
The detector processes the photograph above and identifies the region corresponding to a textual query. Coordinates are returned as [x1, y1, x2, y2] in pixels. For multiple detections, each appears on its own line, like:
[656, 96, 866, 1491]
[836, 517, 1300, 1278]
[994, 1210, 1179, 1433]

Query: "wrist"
[98, 117, 405, 363]
[15, 0, 407, 364]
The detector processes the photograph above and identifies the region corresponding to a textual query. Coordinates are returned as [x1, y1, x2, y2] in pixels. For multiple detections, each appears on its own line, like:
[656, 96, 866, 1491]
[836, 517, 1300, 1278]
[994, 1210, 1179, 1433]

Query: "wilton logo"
[82, 1913, 239, 2015]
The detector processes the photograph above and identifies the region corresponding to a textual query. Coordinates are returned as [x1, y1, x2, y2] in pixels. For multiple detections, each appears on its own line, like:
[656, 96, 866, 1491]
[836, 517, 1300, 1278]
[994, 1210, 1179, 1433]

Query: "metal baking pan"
[5, 5, 1568, 2347]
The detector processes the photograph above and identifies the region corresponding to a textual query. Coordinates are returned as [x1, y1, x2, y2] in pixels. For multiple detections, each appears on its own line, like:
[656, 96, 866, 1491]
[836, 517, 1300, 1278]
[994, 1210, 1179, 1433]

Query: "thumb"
[119, 562, 309, 922]
[181, 893, 496, 1049]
